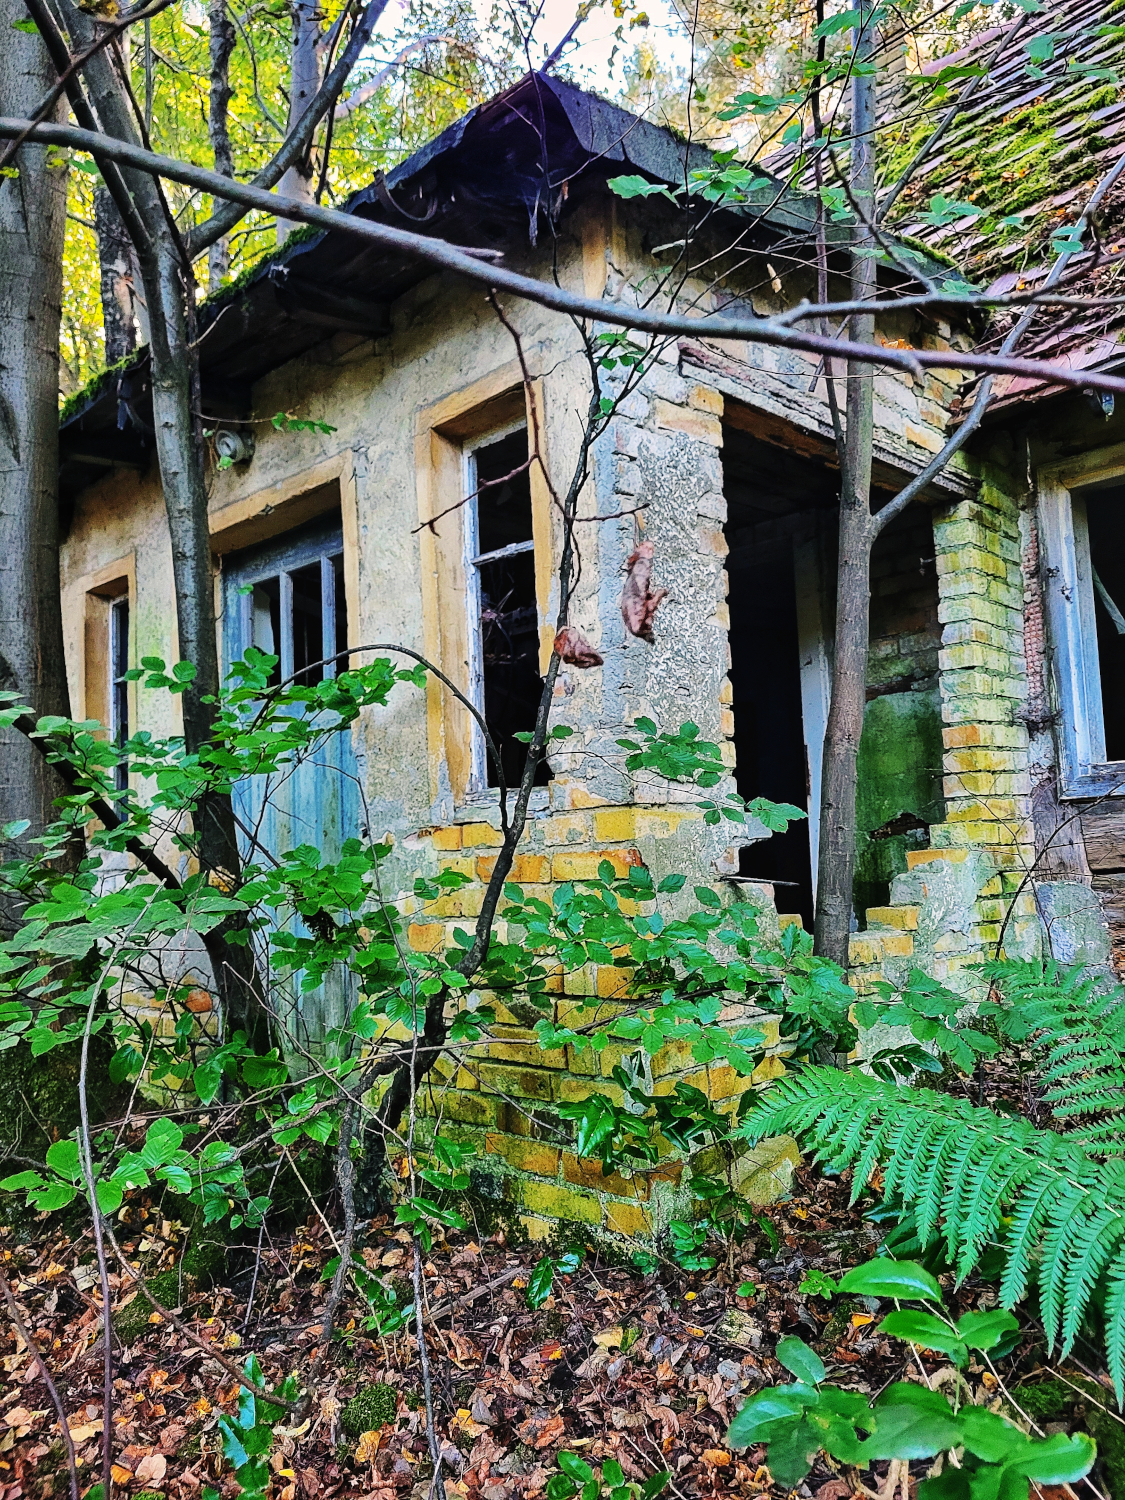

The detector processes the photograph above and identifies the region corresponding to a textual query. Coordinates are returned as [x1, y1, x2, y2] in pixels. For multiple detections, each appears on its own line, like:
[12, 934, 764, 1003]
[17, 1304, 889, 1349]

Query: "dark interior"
[722, 422, 839, 929]
[474, 430, 550, 788]
[1084, 484, 1125, 761]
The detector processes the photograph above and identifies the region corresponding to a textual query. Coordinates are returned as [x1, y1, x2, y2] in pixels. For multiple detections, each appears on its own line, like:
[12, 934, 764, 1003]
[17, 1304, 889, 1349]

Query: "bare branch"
[10, 117, 1125, 401]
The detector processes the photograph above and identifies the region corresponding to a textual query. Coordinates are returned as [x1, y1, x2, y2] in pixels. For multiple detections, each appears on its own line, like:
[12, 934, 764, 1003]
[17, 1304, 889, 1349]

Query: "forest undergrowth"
[3, 1048, 1120, 1500]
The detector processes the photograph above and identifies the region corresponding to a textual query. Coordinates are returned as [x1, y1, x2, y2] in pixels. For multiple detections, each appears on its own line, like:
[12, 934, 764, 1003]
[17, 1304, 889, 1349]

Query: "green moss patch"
[341, 1382, 398, 1437]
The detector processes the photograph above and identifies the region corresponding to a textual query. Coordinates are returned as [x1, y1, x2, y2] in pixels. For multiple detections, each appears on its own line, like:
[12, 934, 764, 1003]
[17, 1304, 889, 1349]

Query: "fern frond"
[743, 1067, 1125, 1370]
[1104, 1249, 1125, 1404]
[1061, 1208, 1125, 1354]
[990, 959, 1125, 1152]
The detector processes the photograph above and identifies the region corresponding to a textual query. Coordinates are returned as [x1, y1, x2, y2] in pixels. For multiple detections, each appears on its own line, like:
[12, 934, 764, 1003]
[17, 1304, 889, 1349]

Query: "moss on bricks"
[342, 1382, 398, 1437]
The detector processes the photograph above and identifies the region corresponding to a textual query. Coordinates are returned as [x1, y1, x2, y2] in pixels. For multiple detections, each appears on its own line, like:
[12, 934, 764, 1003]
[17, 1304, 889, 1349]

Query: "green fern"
[742, 1066, 1125, 1400]
[989, 959, 1125, 1152]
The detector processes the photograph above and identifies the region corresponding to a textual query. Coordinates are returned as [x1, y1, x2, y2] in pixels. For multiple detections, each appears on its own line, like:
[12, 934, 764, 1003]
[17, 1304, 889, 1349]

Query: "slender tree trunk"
[94, 185, 138, 362]
[277, 0, 320, 243]
[208, 0, 235, 289]
[0, 8, 73, 912]
[53, 0, 264, 1042]
[814, 0, 878, 967]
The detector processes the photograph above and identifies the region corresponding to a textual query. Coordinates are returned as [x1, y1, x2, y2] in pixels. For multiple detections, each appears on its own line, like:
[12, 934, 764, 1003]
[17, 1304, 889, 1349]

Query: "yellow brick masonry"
[849, 470, 1040, 983]
[400, 804, 788, 1243]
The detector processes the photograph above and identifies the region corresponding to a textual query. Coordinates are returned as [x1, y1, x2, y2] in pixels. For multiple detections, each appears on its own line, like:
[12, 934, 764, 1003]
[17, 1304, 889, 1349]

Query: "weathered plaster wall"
[60, 193, 1012, 1242]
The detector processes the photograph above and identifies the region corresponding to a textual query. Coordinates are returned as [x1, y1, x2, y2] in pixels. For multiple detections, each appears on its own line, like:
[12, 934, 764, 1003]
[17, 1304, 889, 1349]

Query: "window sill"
[1062, 764, 1125, 799]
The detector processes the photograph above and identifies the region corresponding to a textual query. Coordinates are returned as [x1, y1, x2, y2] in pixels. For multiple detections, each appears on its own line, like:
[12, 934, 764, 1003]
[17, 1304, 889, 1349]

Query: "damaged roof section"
[61, 68, 956, 504]
[58, 74, 819, 504]
[881, 0, 1125, 407]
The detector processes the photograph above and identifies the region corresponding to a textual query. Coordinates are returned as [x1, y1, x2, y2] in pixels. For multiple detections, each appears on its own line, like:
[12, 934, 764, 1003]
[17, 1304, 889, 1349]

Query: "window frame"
[1039, 455, 1125, 798]
[225, 516, 346, 686]
[109, 595, 130, 793]
[462, 418, 535, 791]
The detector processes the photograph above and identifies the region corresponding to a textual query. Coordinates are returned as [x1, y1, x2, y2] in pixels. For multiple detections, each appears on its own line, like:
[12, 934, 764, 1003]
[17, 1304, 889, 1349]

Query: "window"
[83, 570, 131, 791]
[109, 596, 130, 793]
[1039, 473, 1125, 796]
[464, 427, 548, 790]
[233, 521, 347, 688]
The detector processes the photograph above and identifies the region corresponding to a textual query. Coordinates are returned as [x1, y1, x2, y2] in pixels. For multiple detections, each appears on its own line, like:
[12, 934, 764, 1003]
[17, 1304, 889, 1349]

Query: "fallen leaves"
[355, 1428, 382, 1464]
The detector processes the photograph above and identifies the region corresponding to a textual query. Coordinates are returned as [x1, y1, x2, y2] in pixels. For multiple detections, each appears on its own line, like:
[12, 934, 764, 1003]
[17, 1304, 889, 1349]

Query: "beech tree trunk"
[53, 0, 263, 1042]
[94, 185, 138, 363]
[277, 0, 320, 242]
[208, 0, 236, 288]
[0, 7, 73, 906]
[814, 0, 878, 967]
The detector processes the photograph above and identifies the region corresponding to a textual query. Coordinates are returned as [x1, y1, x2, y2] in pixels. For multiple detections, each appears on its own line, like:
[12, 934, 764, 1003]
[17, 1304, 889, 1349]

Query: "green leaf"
[45, 1139, 81, 1182]
[727, 1387, 808, 1447]
[527, 1255, 555, 1308]
[862, 1384, 960, 1461]
[606, 174, 679, 203]
[838, 1258, 942, 1302]
[12, 18, 38, 29]
[95, 1178, 125, 1214]
[813, 8, 860, 35]
[878, 1310, 967, 1366]
[557, 1452, 594, 1484]
[775, 1335, 825, 1386]
[0, 1171, 45, 1192]
[954, 1308, 1019, 1352]
[956, 1407, 1028, 1464]
[1008, 1432, 1096, 1484]
[1, 820, 31, 839]
[763, 1416, 820, 1485]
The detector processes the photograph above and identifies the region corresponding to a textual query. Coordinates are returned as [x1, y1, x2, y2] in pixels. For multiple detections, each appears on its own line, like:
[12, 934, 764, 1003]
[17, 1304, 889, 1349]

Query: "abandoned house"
[53, 26, 1125, 1236]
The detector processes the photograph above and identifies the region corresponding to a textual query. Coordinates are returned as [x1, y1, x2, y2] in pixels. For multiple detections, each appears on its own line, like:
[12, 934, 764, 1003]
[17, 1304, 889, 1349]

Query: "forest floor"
[1, 1064, 1121, 1500]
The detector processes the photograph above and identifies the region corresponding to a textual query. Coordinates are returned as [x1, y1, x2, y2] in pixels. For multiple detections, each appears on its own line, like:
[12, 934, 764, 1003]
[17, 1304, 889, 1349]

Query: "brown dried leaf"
[553, 627, 604, 668]
[620, 541, 668, 643]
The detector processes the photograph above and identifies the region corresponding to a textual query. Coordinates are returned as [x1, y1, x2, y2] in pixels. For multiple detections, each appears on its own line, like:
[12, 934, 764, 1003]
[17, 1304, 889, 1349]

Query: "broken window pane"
[251, 576, 282, 686]
[1085, 490, 1125, 760]
[291, 561, 325, 686]
[470, 429, 549, 789]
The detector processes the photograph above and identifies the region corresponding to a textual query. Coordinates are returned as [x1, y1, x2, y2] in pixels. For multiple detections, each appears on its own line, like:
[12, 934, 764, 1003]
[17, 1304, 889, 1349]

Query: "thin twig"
[0, 1266, 79, 1500]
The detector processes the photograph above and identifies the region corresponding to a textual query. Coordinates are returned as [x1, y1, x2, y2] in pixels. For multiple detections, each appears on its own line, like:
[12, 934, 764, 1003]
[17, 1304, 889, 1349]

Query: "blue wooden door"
[223, 516, 358, 1069]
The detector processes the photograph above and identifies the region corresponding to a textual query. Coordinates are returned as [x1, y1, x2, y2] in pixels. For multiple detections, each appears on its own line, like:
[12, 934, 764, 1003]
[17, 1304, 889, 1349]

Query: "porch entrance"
[722, 410, 837, 931]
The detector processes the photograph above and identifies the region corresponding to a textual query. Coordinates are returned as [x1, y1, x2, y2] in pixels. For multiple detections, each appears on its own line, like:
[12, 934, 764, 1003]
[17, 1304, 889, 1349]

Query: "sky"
[522, 0, 693, 94]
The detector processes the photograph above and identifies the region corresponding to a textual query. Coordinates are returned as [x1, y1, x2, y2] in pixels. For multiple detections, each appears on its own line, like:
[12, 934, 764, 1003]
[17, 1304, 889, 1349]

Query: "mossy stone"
[341, 1382, 397, 1437]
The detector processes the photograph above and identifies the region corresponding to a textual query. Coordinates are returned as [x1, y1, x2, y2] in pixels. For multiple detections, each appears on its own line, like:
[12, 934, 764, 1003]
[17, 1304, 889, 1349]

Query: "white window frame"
[232, 526, 344, 685]
[462, 420, 534, 792]
[109, 594, 130, 794]
[1039, 453, 1125, 798]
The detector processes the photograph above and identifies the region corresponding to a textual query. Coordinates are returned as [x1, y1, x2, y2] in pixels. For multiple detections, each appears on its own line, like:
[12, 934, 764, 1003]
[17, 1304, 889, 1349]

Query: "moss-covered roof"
[883, 0, 1125, 403]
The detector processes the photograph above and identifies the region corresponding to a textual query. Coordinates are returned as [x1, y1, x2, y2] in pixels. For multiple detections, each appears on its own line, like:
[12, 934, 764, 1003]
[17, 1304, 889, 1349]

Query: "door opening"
[722, 418, 838, 931]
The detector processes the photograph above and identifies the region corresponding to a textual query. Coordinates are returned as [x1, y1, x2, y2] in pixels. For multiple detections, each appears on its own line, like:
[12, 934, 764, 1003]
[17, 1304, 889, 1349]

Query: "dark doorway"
[1084, 485, 1125, 762]
[722, 419, 838, 931]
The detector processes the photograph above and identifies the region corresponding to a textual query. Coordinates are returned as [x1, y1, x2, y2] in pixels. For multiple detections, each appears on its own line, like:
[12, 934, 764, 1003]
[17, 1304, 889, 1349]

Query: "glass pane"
[110, 598, 129, 793]
[251, 577, 282, 687]
[291, 562, 325, 686]
[475, 429, 533, 555]
[333, 553, 348, 672]
[1086, 490, 1125, 760]
[478, 547, 548, 788]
